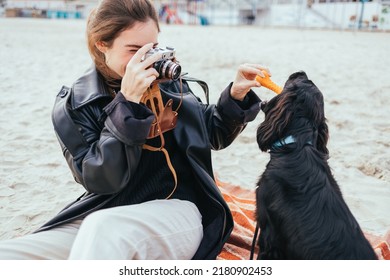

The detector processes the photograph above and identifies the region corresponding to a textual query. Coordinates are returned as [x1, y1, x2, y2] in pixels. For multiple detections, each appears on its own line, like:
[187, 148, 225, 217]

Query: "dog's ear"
[257, 93, 296, 151]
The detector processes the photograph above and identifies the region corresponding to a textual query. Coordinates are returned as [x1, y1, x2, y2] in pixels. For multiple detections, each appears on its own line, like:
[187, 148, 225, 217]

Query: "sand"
[0, 18, 389, 241]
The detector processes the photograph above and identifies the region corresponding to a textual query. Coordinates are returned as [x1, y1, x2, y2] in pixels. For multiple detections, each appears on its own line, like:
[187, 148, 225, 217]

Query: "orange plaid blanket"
[216, 179, 390, 260]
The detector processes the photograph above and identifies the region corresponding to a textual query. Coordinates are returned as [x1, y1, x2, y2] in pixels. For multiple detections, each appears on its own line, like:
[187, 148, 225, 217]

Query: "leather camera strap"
[140, 81, 183, 199]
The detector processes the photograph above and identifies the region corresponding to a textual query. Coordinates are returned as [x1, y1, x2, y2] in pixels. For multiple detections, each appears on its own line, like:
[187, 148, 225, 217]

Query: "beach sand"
[0, 18, 389, 241]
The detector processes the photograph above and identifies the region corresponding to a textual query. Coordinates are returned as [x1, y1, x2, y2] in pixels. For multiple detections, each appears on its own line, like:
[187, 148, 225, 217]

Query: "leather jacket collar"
[71, 66, 113, 110]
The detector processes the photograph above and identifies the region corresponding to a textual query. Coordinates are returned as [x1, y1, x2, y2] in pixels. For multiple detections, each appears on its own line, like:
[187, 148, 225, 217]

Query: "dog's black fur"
[255, 71, 377, 260]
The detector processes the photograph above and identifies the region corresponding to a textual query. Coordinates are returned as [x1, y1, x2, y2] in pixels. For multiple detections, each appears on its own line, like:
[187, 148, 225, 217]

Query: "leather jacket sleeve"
[68, 92, 155, 195]
[206, 82, 261, 150]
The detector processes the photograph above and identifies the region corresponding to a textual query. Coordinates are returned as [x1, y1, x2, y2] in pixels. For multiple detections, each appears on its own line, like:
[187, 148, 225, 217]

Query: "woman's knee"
[78, 209, 115, 236]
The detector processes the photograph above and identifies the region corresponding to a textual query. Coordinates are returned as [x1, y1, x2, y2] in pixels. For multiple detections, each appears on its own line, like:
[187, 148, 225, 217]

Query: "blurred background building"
[1, 0, 389, 31]
[1, 0, 96, 19]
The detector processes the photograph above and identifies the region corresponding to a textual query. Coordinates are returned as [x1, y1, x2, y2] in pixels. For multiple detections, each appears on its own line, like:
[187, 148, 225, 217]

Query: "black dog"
[254, 71, 377, 260]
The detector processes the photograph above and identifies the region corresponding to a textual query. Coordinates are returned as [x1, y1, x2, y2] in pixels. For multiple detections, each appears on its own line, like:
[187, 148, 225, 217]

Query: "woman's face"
[99, 19, 159, 78]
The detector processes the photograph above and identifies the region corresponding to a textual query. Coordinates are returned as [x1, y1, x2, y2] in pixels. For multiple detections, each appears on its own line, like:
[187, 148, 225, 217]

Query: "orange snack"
[255, 70, 283, 94]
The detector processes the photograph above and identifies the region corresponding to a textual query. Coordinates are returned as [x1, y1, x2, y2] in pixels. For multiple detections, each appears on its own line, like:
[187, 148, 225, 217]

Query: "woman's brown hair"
[86, 0, 160, 87]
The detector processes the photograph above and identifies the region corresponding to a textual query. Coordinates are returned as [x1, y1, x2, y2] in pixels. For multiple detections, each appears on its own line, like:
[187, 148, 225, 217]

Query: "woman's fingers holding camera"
[121, 44, 161, 103]
[125, 43, 162, 81]
[130, 67, 158, 87]
[130, 43, 154, 64]
[125, 43, 160, 71]
[121, 67, 159, 103]
[144, 71, 159, 87]
[141, 50, 162, 69]
[145, 67, 160, 82]
[131, 42, 162, 70]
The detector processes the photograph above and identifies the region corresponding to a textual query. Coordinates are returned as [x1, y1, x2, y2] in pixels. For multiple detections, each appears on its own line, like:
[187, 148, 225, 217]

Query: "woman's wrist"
[230, 85, 246, 101]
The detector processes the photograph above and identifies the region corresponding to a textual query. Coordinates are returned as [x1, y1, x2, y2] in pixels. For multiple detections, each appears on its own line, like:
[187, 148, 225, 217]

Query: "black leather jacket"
[38, 66, 261, 259]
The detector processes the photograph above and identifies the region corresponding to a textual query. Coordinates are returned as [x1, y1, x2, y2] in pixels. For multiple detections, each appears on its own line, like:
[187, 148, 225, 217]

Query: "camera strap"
[140, 82, 182, 139]
[140, 81, 184, 199]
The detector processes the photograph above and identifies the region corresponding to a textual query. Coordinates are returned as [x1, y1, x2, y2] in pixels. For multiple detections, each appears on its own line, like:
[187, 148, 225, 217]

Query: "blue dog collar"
[272, 135, 312, 149]
[272, 135, 296, 148]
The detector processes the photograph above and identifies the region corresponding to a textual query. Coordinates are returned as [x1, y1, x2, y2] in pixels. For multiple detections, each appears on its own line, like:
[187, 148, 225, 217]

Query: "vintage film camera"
[144, 47, 181, 81]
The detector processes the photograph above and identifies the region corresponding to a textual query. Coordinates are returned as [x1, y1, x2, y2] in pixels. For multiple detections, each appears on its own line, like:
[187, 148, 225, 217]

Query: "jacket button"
[59, 89, 68, 98]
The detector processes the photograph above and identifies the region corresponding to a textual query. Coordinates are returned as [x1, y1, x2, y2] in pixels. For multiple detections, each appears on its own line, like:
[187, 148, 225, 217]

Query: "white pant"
[0, 199, 203, 260]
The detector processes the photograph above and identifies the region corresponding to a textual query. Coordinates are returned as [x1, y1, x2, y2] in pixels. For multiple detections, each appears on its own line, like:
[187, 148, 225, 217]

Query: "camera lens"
[154, 60, 181, 81]
[167, 62, 181, 81]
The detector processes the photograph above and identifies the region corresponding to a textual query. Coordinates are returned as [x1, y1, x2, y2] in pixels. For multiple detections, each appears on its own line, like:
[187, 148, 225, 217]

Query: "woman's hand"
[120, 43, 162, 103]
[230, 64, 271, 101]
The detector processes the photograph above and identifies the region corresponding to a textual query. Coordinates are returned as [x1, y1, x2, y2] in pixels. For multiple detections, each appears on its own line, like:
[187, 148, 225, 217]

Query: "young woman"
[0, 0, 268, 259]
